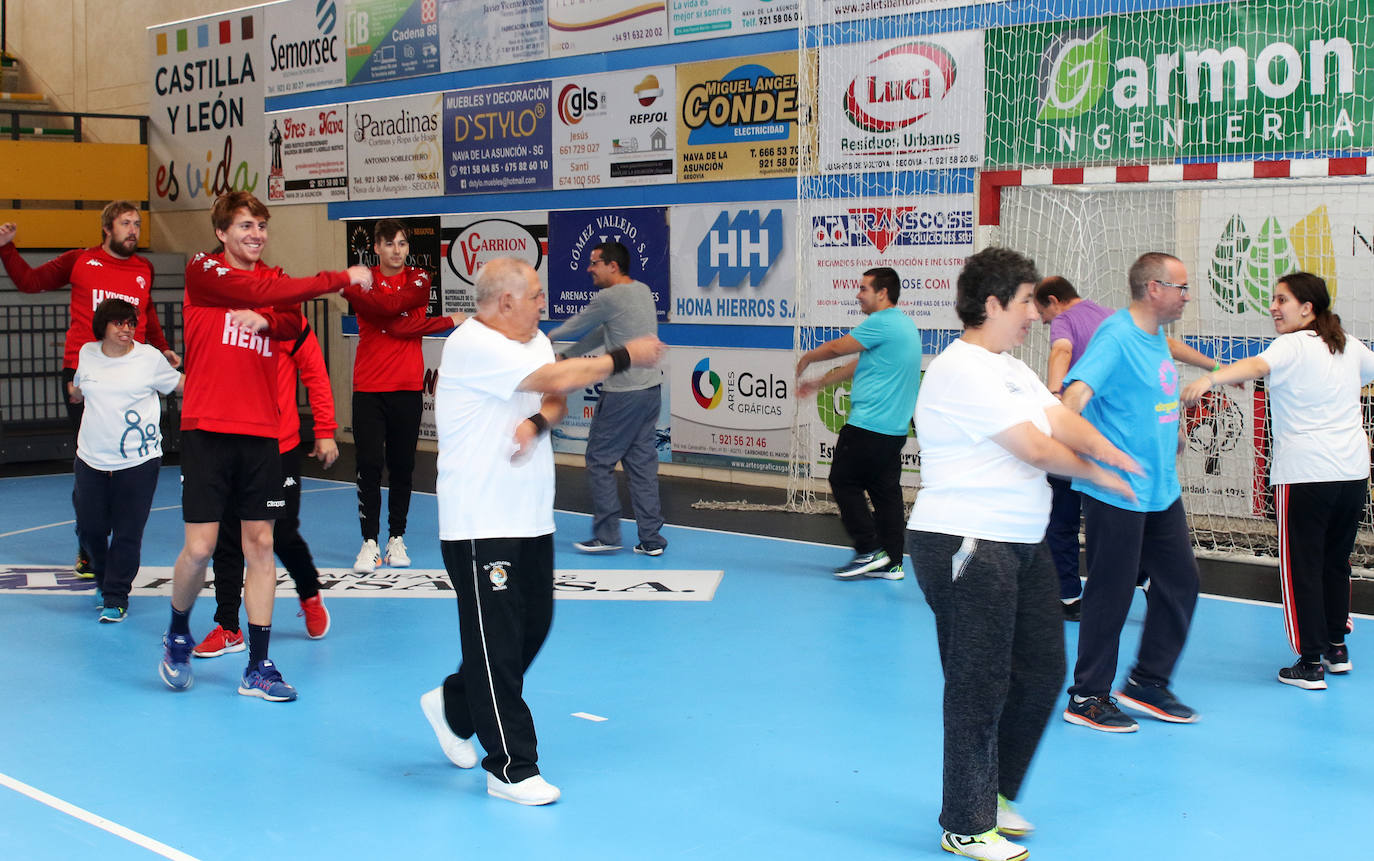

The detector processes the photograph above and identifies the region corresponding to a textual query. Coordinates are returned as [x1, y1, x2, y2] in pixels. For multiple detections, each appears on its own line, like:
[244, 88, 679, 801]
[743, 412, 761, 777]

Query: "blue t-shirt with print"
[848, 307, 923, 437]
[1063, 309, 1181, 512]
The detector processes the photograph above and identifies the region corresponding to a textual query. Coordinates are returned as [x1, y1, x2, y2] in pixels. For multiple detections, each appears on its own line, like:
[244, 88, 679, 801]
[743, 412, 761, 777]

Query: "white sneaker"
[941, 829, 1028, 861]
[487, 772, 560, 806]
[419, 687, 477, 768]
[385, 535, 411, 568]
[353, 539, 381, 574]
[996, 794, 1034, 837]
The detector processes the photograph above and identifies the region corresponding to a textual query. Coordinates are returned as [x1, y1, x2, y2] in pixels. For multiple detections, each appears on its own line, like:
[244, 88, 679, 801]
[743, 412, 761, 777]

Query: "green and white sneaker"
[941, 829, 1029, 861]
[996, 794, 1033, 837]
[864, 564, 905, 580]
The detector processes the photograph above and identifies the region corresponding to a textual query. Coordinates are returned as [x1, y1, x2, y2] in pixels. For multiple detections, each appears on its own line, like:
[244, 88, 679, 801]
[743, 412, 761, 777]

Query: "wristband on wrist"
[527, 412, 549, 434]
[609, 346, 631, 373]
[1211, 362, 1222, 372]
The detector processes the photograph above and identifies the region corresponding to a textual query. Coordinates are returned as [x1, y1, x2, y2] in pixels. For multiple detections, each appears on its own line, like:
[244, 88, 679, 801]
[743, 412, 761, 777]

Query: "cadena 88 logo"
[691, 358, 722, 409]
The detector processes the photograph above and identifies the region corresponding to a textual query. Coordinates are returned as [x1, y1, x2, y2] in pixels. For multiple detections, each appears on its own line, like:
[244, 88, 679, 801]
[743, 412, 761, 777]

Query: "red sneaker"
[192, 625, 245, 658]
[299, 594, 331, 639]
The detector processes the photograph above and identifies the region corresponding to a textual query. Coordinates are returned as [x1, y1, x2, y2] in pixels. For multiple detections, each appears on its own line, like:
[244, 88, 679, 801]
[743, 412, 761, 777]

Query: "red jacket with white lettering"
[0, 243, 171, 369]
[276, 325, 336, 454]
[353, 266, 451, 392]
[181, 250, 347, 438]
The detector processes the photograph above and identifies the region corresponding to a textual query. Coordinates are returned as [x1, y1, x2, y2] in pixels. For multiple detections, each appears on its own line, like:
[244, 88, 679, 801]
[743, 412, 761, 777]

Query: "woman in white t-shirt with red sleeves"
[1183, 272, 1374, 692]
[907, 248, 1139, 861]
[71, 298, 183, 623]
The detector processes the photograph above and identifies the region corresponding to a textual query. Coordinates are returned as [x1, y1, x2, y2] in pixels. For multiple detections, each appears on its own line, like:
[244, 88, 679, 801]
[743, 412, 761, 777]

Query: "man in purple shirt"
[1035, 277, 1219, 620]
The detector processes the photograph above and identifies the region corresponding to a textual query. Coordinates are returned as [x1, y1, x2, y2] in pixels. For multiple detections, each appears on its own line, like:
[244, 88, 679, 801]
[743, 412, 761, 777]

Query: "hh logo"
[697, 210, 783, 288]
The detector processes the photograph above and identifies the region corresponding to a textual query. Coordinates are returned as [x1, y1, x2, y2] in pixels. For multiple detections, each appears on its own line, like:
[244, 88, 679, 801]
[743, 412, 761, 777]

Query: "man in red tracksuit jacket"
[351, 218, 464, 575]
[0, 201, 181, 577]
[157, 191, 374, 703]
[196, 323, 340, 659]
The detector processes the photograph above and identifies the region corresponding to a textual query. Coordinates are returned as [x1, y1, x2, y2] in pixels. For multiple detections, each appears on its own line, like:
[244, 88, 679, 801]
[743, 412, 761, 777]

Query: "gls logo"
[691, 358, 722, 410]
[557, 84, 601, 125]
[1037, 27, 1110, 121]
[845, 42, 958, 132]
[697, 210, 783, 288]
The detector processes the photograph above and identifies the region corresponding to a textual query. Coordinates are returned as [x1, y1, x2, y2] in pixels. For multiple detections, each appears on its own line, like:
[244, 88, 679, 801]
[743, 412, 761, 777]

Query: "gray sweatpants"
[910, 530, 1065, 835]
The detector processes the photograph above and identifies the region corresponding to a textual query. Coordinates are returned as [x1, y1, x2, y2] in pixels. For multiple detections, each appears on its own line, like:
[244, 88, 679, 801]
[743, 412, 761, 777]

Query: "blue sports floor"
[1, 468, 1370, 860]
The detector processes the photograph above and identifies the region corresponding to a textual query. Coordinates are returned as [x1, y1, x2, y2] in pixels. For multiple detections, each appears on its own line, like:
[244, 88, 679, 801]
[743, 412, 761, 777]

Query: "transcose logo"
[691, 358, 722, 409]
[845, 41, 957, 133]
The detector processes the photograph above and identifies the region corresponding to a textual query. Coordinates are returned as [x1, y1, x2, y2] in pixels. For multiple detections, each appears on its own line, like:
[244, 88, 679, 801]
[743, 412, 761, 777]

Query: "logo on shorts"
[266, 499, 286, 508]
[486, 562, 510, 591]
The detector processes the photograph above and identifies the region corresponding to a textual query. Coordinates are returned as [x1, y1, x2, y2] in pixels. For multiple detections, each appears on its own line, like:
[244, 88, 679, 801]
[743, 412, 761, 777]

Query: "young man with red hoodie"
[194, 322, 339, 658]
[350, 219, 463, 574]
[0, 202, 181, 577]
[158, 191, 374, 702]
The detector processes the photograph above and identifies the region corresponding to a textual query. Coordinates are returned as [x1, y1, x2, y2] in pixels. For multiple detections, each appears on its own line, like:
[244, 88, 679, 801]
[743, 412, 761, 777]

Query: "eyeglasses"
[1153, 279, 1189, 296]
[110, 319, 138, 329]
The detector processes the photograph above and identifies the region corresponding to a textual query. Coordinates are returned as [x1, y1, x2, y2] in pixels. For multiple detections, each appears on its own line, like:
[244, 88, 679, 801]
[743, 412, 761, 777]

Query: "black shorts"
[181, 429, 284, 523]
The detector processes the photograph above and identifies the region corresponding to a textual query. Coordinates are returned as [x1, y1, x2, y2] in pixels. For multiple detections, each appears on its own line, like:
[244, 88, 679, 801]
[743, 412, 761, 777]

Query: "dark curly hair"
[956, 248, 1040, 328]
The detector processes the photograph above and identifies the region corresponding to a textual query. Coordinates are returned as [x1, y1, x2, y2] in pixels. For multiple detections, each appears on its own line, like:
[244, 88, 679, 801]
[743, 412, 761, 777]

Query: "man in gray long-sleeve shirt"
[548, 241, 667, 555]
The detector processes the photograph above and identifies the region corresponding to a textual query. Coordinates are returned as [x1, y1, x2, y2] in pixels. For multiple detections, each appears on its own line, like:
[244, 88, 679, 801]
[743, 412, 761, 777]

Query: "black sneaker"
[74, 549, 94, 579]
[1115, 678, 1199, 723]
[833, 550, 890, 580]
[1063, 695, 1138, 733]
[1062, 598, 1081, 622]
[1278, 660, 1327, 690]
[1323, 644, 1352, 674]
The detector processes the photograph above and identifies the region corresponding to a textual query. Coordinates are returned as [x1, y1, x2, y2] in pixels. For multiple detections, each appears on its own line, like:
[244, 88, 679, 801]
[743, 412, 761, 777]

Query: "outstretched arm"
[518, 336, 665, 395]
[0, 243, 80, 294]
[1181, 356, 1269, 405]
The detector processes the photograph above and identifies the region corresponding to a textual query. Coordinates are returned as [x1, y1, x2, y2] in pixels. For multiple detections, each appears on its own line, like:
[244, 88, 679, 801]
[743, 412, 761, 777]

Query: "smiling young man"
[795, 267, 922, 580]
[350, 219, 464, 575]
[0, 202, 180, 577]
[159, 191, 374, 702]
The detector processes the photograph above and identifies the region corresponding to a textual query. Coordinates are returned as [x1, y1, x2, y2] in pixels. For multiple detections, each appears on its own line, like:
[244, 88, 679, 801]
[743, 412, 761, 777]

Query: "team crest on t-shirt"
[485, 562, 510, 591]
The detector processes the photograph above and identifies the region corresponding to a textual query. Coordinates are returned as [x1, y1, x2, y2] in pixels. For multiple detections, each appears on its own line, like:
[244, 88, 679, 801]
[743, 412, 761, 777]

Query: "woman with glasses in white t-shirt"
[907, 247, 1139, 861]
[1183, 272, 1374, 691]
[71, 298, 183, 623]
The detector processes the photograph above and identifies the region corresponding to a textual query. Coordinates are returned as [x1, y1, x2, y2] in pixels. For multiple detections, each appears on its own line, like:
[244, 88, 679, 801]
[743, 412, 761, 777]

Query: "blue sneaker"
[159, 632, 194, 691]
[239, 659, 298, 702]
[93, 588, 103, 609]
[99, 606, 127, 624]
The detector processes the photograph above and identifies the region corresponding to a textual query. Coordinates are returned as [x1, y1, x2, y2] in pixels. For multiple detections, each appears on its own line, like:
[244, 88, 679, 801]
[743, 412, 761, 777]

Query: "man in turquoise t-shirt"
[1060, 252, 1201, 734]
[797, 267, 922, 580]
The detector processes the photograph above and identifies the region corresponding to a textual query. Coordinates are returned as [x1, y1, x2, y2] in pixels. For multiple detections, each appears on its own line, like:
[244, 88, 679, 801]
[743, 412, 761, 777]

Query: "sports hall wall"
[11, 0, 1374, 560]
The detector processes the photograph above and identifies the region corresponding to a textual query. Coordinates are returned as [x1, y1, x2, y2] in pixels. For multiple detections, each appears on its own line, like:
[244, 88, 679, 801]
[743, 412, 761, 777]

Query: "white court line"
[572, 712, 608, 722]
[0, 771, 202, 861]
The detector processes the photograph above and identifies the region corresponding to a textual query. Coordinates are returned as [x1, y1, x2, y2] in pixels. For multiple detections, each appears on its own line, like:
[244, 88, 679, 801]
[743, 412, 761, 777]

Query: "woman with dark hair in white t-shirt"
[71, 298, 183, 623]
[1182, 272, 1374, 691]
[907, 248, 1139, 861]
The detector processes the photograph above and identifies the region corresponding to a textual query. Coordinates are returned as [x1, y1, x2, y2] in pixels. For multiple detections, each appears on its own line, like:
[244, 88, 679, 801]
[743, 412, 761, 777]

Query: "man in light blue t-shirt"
[797, 267, 922, 580]
[1059, 252, 1201, 735]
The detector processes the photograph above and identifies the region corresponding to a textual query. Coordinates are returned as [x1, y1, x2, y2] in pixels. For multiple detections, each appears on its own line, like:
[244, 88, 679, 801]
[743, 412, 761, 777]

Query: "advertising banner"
[820, 0, 979, 26]
[344, 0, 441, 84]
[345, 216, 444, 317]
[547, 0, 668, 57]
[264, 0, 346, 96]
[347, 92, 444, 200]
[149, 9, 265, 211]
[668, 202, 797, 325]
[1195, 185, 1370, 337]
[985, 1, 1374, 166]
[439, 0, 547, 71]
[440, 211, 550, 315]
[808, 194, 973, 329]
[265, 107, 349, 204]
[1179, 377, 1257, 519]
[551, 69, 676, 190]
[668, 0, 798, 42]
[667, 347, 794, 472]
[547, 208, 670, 321]
[676, 51, 800, 183]
[443, 82, 554, 195]
[819, 30, 984, 174]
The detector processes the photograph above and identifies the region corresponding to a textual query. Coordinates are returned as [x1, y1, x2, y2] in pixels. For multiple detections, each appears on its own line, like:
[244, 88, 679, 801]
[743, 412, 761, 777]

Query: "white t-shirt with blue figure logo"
[73, 341, 182, 471]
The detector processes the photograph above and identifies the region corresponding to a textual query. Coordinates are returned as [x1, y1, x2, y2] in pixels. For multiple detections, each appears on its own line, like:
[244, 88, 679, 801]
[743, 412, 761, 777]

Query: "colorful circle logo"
[691, 358, 722, 410]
